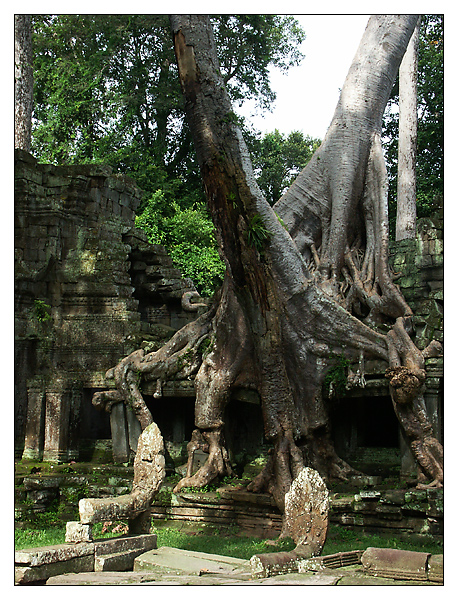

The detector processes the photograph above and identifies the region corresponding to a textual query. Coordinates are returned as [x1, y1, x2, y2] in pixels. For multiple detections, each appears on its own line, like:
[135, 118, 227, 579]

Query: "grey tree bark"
[95, 15, 443, 514]
[396, 18, 420, 241]
[15, 14, 33, 152]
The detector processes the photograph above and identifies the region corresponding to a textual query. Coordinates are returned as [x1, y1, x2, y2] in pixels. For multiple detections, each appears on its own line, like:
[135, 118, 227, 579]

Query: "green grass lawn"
[15, 521, 443, 559]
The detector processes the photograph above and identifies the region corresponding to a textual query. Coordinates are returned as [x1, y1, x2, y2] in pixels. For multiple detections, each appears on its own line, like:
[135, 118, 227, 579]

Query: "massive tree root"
[94, 15, 443, 523]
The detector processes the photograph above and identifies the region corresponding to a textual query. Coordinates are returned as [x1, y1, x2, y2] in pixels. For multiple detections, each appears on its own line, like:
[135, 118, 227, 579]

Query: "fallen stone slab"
[336, 572, 437, 586]
[255, 573, 341, 585]
[15, 534, 157, 583]
[46, 571, 164, 585]
[95, 533, 157, 559]
[16, 555, 95, 585]
[15, 542, 94, 567]
[46, 571, 245, 585]
[299, 550, 363, 572]
[133, 546, 250, 578]
[362, 547, 430, 581]
[45, 567, 439, 586]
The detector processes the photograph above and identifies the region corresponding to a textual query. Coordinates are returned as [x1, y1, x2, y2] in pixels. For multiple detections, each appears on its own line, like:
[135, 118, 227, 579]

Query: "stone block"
[15, 542, 94, 568]
[65, 521, 93, 543]
[15, 555, 95, 584]
[94, 533, 157, 557]
[94, 549, 146, 572]
[427, 554, 443, 583]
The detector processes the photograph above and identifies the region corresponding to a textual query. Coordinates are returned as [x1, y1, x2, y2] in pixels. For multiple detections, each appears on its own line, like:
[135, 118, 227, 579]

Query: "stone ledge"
[15, 533, 157, 584]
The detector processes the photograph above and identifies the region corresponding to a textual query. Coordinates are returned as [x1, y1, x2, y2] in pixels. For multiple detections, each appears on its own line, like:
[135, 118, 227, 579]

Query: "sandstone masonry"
[15, 150, 199, 463]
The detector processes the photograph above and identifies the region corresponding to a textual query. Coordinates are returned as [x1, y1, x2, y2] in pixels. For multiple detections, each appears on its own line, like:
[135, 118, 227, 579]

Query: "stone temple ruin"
[15, 149, 207, 467]
[14, 149, 444, 584]
[15, 148, 444, 483]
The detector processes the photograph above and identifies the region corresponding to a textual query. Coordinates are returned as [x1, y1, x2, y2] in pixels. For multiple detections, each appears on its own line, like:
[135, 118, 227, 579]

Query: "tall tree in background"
[99, 15, 443, 515]
[252, 130, 321, 205]
[31, 15, 304, 198]
[15, 15, 33, 151]
[383, 15, 443, 235]
[396, 18, 420, 241]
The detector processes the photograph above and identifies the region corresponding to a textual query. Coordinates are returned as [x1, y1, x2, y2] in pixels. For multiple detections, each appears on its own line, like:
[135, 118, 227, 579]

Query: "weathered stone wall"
[389, 213, 444, 474]
[14, 150, 198, 463]
[389, 212, 443, 352]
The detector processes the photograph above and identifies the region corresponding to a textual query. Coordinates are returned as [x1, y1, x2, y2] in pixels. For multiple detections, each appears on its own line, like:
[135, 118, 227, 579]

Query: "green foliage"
[323, 523, 442, 556]
[250, 129, 320, 204]
[382, 15, 443, 237]
[198, 337, 214, 360]
[15, 521, 128, 551]
[29, 15, 311, 295]
[33, 299, 52, 322]
[246, 214, 272, 250]
[31, 14, 305, 176]
[324, 354, 350, 398]
[135, 191, 225, 297]
[212, 15, 305, 112]
[15, 527, 65, 550]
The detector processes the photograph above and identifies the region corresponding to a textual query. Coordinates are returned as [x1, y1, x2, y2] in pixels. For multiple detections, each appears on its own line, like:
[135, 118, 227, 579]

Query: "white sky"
[237, 14, 370, 140]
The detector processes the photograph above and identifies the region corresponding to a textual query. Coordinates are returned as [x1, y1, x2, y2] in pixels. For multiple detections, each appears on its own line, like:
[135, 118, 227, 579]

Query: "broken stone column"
[250, 467, 329, 579]
[43, 382, 71, 463]
[361, 547, 432, 581]
[76, 421, 165, 537]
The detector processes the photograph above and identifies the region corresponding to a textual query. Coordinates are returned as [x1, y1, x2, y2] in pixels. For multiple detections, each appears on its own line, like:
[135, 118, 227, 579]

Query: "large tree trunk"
[15, 15, 33, 152]
[96, 15, 443, 515]
[396, 18, 420, 241]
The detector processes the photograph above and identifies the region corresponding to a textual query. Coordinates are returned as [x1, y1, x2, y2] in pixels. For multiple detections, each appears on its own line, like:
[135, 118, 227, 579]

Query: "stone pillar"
[110, 402, 129, 463]
[126, 408, 142, 454]
[399, 430, 416, 479]
[43, 381, 70, 463]
[21, 384, 46, 461]
[172, 413, 185, 443]
[424, 377, 442, 442]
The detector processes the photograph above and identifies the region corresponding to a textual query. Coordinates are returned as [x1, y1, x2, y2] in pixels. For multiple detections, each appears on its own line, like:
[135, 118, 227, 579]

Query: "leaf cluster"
[324, 354, 350, 398]
[250, 129, 321, 204]
[135, 191, 225, 297]
[246, 213, 272, 251]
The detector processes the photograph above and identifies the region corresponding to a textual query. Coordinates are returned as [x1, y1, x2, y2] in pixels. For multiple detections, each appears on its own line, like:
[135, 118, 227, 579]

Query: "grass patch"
[155, 526, 295, 559]
[15, 522, 126, 550]
[323, 524, 442, 556]
[15, 522, 443, 558]
[15, 527, 66, 550]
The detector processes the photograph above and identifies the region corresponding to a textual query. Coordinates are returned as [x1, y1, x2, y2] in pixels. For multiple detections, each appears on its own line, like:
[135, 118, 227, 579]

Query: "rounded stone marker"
[283, 467, 329, 550]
